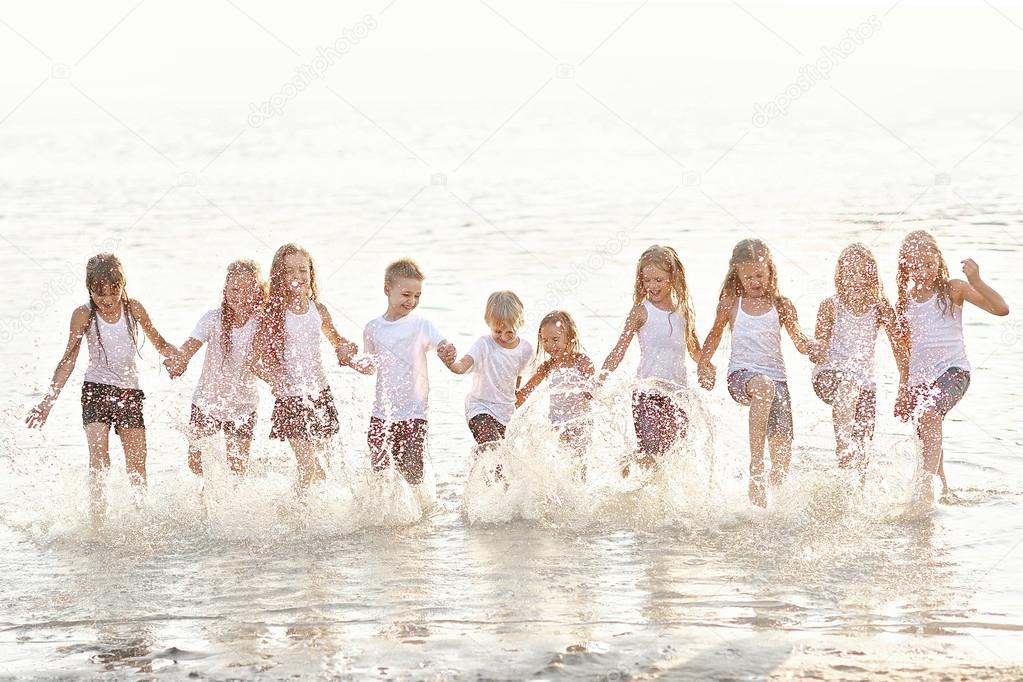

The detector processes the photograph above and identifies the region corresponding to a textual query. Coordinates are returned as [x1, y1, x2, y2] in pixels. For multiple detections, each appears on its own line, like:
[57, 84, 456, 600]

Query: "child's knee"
[748, 375, 775, 401]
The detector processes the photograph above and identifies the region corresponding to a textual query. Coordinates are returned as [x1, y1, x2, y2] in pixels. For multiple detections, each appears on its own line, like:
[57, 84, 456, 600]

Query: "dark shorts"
[727, 369, 793, 438]
[910, 367, 971, 418]
[270, 388, 340, 441]
[369, 416, 428, 485]
[812, 370, 876, 442]
[468, 413, 506, 445]
[189, 404, 257, 441]
[632, 390, 688, 456]
[81, 381, 145, 434]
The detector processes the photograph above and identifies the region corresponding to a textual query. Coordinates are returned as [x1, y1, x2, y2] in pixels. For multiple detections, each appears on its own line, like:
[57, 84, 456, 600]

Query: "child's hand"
[26, 399, 53, 429]
[962, 258, 981, 284]
[437, 342, 457, 365]
[697, 361, 716, 391]
[335, 341, 358, 367]
[163, 356, 185, 379]
[808, 341, 826, 365]
[894, 383, 911, 422]
[515, 389, 526, 408]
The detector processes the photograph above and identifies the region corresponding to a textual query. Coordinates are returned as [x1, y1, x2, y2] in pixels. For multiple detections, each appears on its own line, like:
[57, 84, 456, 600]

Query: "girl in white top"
[811, 244, 900, 477]
[26, 253, 177, 498]
[893, 230, 1008, 502]
[249, 244, 359, 491]
[448, 291, 533, 449]
[602, 246, 702, 473]
[516, 310, 595, 458]
[165, 260, 267, 476]
[698, 239, 816, 508]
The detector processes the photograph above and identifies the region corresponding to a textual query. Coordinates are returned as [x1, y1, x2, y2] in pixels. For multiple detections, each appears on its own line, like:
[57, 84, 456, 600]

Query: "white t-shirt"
[190, 309, 259, 421]
[464, 335, 534, 425]
[364, 313, 445, 421]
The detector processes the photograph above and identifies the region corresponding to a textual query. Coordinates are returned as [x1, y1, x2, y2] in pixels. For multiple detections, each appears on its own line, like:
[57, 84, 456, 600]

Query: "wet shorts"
[81, 381, 145, 434]
[467, 413, 506, 445]
[631, 390, 688, 456]
[369, 416, 428, 485]
[909, 367, 971, 418]
[727, 369, 793, 438]
[189, 404, 257, 441]
[812, 370, 876, 442]
[270, 388, 340, 441]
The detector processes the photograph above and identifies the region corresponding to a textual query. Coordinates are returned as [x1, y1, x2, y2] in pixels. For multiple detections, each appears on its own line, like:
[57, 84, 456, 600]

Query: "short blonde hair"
[484, 290, 524, 329]
[385, 258, 425, 284]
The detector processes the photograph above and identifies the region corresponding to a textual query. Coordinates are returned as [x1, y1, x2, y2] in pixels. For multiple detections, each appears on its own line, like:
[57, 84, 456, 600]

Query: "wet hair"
[385, 258, 425, 284]
[896, 230, 952, 317]
[535, 310, 583, 359]
[484, 290, 525, 330]
[633, 245, 700, 357]
[85, 253, 140, 363]
[835, 243, 886, 307]
[219, 259, 267, 364]
[255, 244, 318, 376]
[717, 238, 795, 325]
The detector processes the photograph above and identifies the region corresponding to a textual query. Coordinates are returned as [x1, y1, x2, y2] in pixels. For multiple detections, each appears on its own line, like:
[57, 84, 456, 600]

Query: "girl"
[25, 253, 177, 494]
[165, 260, 267, 475]
[516, 311, 594, 456]
[249, 244, 359, 491]
[893, 230, 1008, 502]
[448, 291, 533, 449]
[812, 244, 900, 477]
[602, 245, 701, 473]
[698, 239, 816, 507]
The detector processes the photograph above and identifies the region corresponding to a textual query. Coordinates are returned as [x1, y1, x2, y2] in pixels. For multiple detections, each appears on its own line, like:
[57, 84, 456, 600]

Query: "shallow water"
[3, 0, 1023, 678]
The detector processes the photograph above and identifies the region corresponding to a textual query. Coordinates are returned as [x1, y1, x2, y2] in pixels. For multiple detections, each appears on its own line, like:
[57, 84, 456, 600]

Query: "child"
[516, 310, 594, 455]
[352, 259, 457, 488]
[249, 244, 359, 491]
[447, 291, 533, 449]
[893, 230, 1008, 502]
[602, 245, 702, 472]
[698, 239, 816, 507]
[25, 253, 177, 496]
[165, 260, 267, 475]
[812, 244, 900, 477]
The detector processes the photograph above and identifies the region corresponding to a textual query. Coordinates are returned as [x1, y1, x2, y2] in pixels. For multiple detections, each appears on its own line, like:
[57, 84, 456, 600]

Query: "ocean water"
[2, 0, 1022, 678]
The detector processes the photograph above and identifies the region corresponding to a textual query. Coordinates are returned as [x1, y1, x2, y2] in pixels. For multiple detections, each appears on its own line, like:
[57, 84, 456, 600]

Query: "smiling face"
[540, 320, 572, 359]
[89, 284, 123, 316]
[836, 249, 879, 304]
[225, 268, 260, 314]
[736, 260, 770, 299]
[384, 277, 422, 319]
[282, 252, 311, 300]
[640, 264, 672, 306]
[903, 246, 941, 290]
[489, 322, 519, 349]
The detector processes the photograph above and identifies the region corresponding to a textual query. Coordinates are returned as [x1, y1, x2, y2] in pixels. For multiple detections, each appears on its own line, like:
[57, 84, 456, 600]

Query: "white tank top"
[636, 300, 688, 388]
[84, 304, 140, 390]
[283, 302, 328, 397]
[905, 294, 970, 387]
[727, 298, 787, 382]
[813, 296, 879, 389]
[548, 365, 591, 425]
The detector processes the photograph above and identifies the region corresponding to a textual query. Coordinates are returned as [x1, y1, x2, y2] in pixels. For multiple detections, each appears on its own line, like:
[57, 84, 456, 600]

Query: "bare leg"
[917, 409, 943, 503]
[767, 433, 792, 487]
[747, 375, 775, 507]
[117, 427, 148, 487]
[289, 438, 325, 491]
[832, 379, 861, 469]
[187, 443, 203, 476]
[85, 422, 112, 521]
[937, 448, 949, 494]
[225, 432, 252, 475]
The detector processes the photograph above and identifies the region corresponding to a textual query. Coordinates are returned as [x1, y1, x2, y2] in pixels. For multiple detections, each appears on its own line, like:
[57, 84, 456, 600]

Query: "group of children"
[25, 231, 1009, 509]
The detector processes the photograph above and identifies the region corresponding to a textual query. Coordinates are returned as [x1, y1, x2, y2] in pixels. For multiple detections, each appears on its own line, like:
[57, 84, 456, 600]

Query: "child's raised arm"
[26, 306, 91, 428]
[954, 259, 1009, 316]
[315, 302, 360, 368]
[129, 300, 177, 358]
[778, 297, 816, 357]
[697, 296, 736, 390]
[811, 298, 835, 365]
[600, 304, 646, 378]
[515, 360, 551, 407]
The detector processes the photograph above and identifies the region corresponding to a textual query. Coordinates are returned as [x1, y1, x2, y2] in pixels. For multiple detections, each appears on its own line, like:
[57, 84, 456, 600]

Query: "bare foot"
[749, 477, 767, 508]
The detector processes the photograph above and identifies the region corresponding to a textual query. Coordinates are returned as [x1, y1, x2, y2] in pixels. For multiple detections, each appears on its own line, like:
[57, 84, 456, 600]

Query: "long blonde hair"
[835, 243, 885, 307]
[84, 253, 141, 362]
[219, 259, 267, 363]
[255, 244, 319, 375]
[535, 310, 583, 359]
[896, 230, 952, 318]
[718, 239, 793, 324]
[633, 245, 700, 357]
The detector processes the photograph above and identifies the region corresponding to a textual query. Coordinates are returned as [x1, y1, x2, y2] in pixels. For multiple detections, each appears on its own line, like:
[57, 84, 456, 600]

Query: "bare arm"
[601, 304, 646, 376]
[697, 297, 736, 390]
[515, 360, 550, 407]
[165, 337, 203, 379]
[26, 306, 91, 428]
[316, 302, 359, 368]
[130, 300, 177, 358]
[878, 299, 908, 381]
[811, 298, 834, 365]
[779, 297, 815, 356]
[953, 261, 1009, 316]
[449, 354, 475, 375]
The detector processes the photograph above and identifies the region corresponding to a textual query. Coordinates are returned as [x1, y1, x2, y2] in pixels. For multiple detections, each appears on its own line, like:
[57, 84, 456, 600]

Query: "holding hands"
[437, 341, 457, 366]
